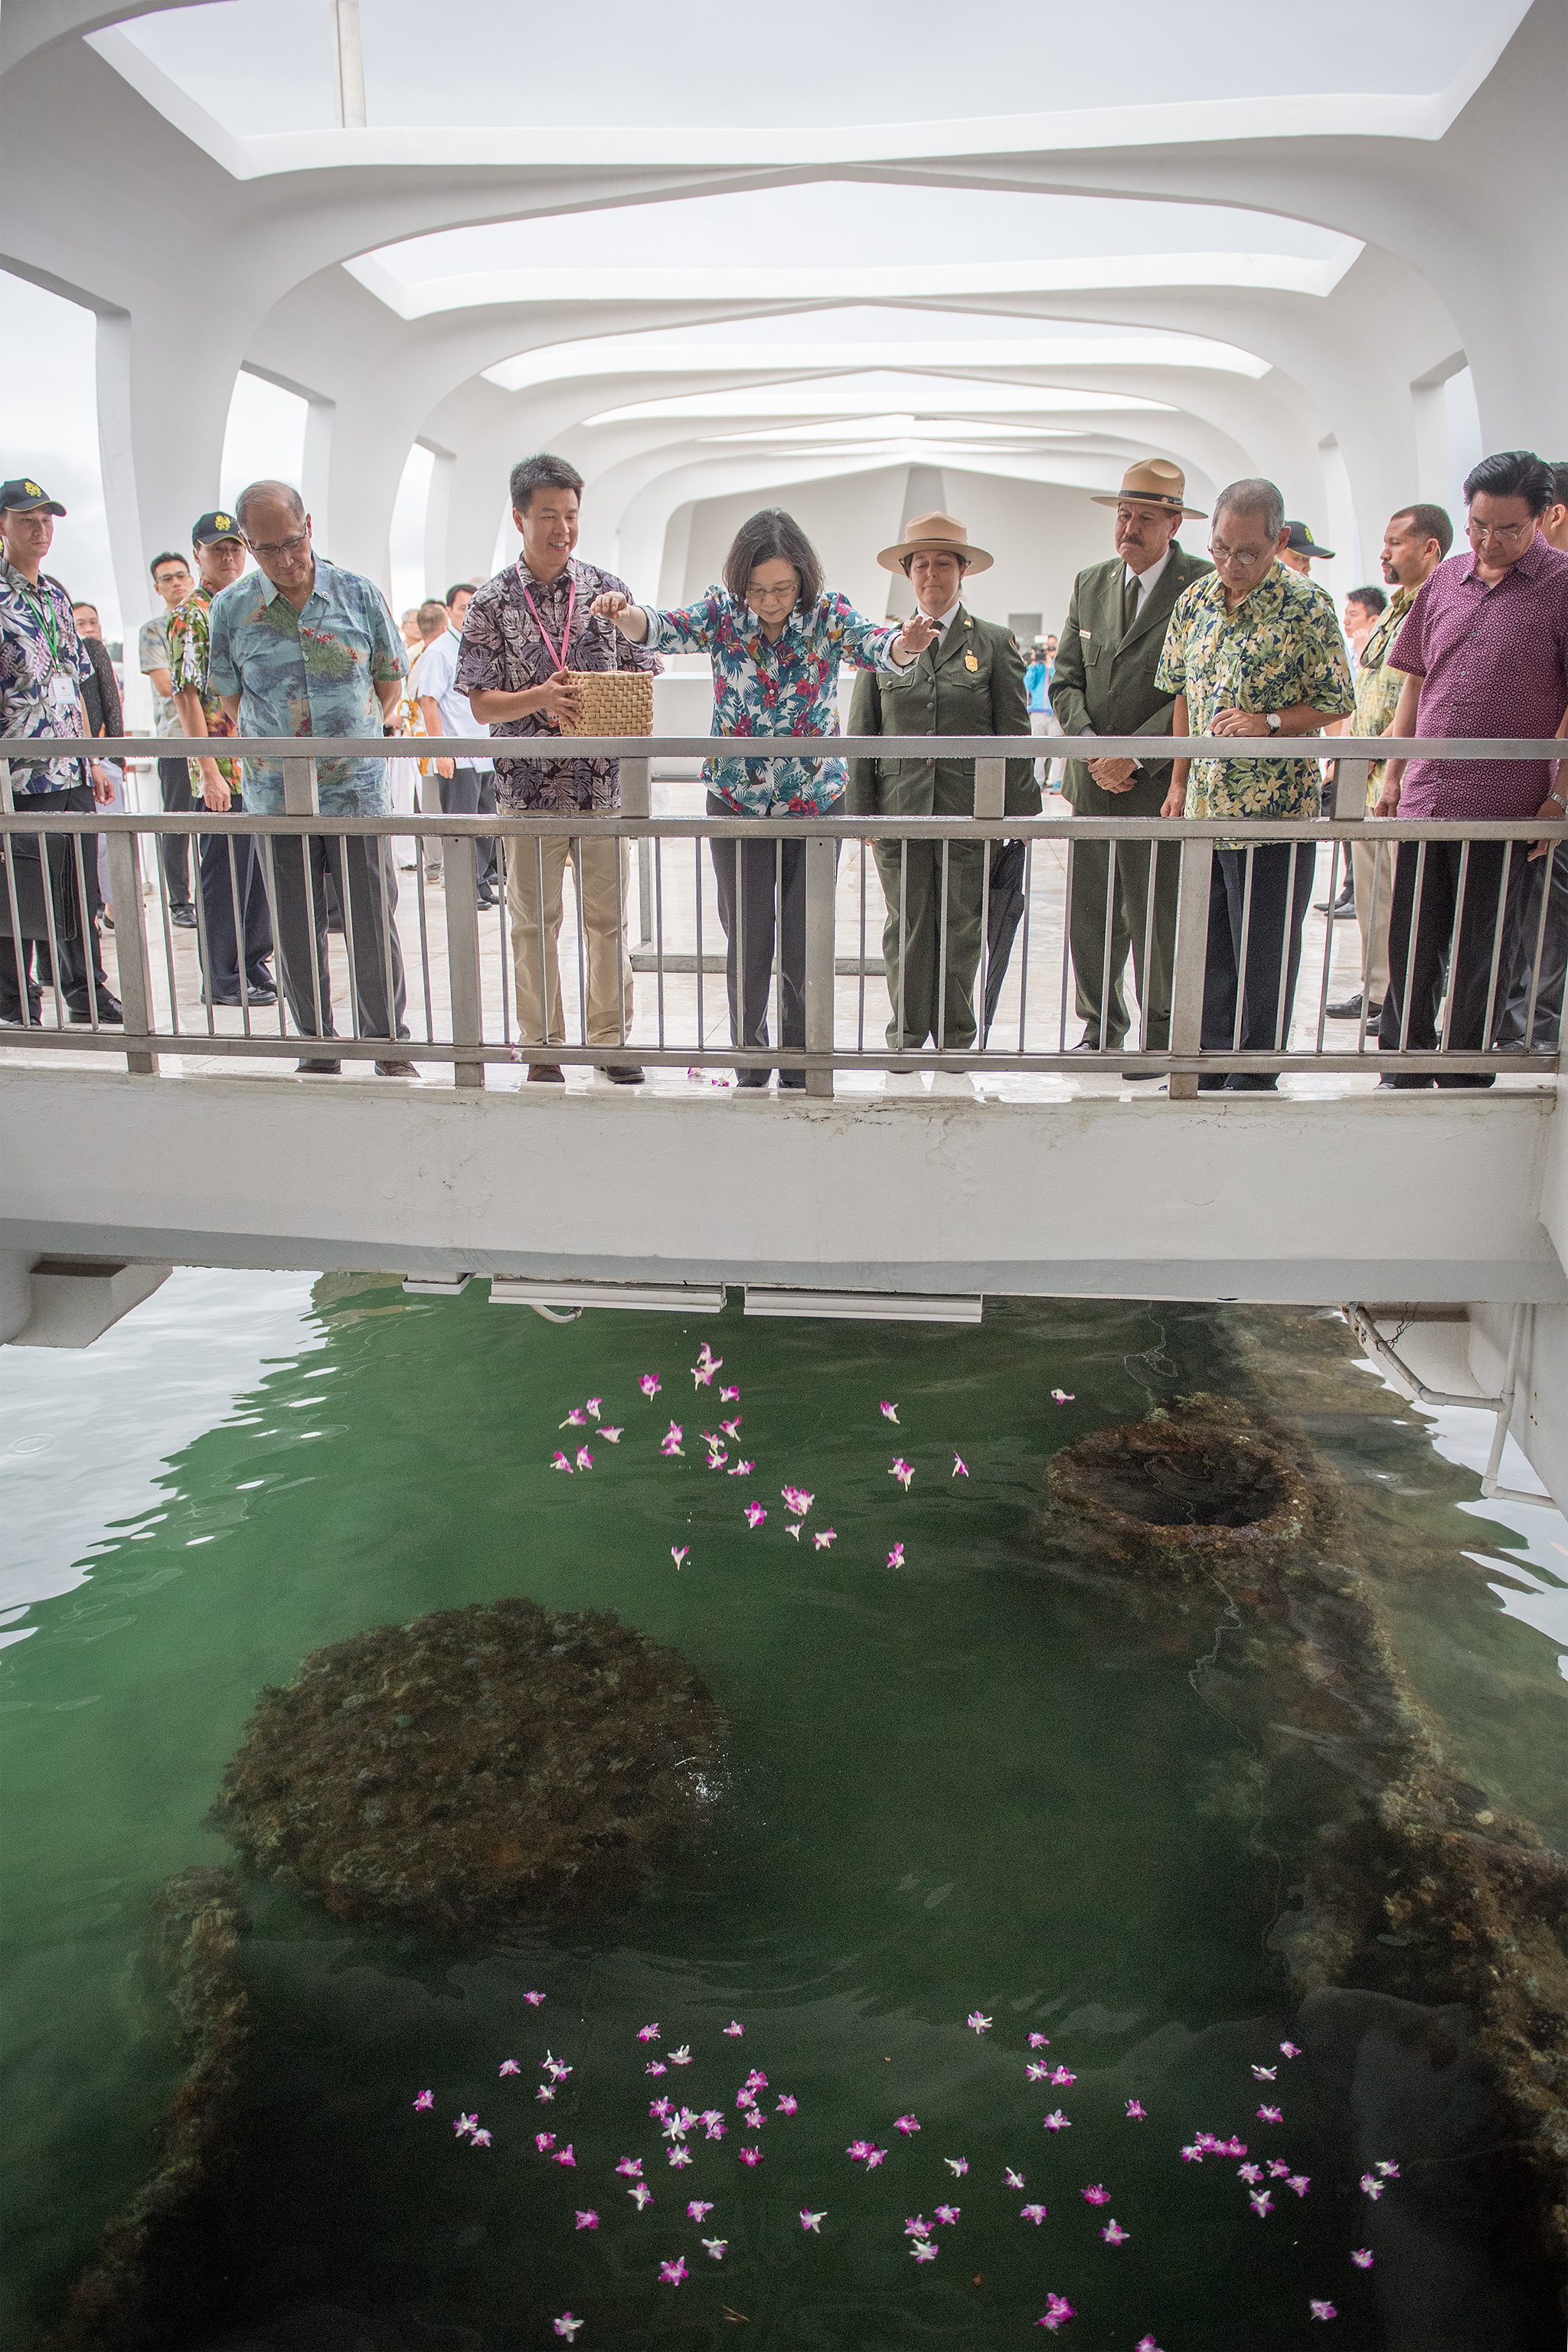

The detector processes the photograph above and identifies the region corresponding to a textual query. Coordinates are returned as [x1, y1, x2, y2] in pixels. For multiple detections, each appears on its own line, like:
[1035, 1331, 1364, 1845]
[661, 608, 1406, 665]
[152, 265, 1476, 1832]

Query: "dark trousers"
[873, 838, 985, 1051]
[1378, 838, 1523, 1085]
[197, 828, 275, 999]
[268, 831, 408, 1041]
[158, 756, 197, 906]
[1494, 844, 1566, 1050]
[0, 782, 109, 1020]
[707, 799, 815, 1079]
[1200, 841, 1317, 1089]
[440, 766, 498, 894]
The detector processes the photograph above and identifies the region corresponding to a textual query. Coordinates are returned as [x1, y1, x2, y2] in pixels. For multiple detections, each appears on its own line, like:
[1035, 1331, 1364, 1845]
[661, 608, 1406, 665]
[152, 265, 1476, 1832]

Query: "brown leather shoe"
[374, 1060, 420, 1078]
[296, 1057, 341, 1075]
[528, 1062, 566, 1083]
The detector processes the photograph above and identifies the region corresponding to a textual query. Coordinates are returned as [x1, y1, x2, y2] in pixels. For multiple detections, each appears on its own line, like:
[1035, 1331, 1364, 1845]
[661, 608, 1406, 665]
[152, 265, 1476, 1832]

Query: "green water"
[2, 1277, 1563, 2350]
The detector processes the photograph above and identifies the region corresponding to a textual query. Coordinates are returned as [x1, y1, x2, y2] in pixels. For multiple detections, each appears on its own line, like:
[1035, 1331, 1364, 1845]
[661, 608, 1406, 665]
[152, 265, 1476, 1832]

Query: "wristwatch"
[1265, 712, 1282, 734]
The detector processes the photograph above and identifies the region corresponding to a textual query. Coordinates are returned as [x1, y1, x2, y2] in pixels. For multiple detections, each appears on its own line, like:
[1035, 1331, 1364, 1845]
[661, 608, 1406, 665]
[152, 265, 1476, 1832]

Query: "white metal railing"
[2, 732, 1563, 1099]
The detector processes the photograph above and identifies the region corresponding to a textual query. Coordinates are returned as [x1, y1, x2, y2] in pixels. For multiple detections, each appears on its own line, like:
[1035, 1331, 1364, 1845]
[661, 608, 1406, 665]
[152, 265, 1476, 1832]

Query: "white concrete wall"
[4, 1069, 1563, 1308]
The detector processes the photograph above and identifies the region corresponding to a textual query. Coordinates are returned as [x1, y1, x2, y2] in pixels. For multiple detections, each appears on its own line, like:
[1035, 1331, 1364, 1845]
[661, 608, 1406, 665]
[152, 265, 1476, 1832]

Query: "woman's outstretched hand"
[592, 592, 632, 625]
[896, 612, 939, 657]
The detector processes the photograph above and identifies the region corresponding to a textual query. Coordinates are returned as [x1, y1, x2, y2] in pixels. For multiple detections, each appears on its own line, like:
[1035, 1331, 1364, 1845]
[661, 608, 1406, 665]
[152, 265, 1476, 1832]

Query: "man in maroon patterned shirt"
[456, 452, 659, 1085]
[1374, 450, 1568, 1086]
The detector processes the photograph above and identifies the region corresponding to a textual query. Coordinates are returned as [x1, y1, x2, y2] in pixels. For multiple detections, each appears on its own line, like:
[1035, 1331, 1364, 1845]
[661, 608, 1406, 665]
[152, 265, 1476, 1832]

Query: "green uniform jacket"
[1049, 544, 1213, 811]
[844, 606, 1037, 818]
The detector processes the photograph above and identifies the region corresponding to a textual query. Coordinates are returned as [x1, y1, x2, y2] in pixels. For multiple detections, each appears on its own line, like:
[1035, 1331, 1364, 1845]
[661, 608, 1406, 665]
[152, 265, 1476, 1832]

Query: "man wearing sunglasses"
[205, 481, 416, 1076]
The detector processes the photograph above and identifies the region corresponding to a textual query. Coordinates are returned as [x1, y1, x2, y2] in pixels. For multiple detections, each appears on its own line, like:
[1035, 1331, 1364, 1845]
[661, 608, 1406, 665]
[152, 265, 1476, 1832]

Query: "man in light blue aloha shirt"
[207, 480, 415, 1074]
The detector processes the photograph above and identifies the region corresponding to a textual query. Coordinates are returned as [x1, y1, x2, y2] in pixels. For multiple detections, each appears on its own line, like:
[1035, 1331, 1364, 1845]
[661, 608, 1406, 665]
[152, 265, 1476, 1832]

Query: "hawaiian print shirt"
[166, 583, 240, 795]
[454, 557, 661, 815]
[138, 612, 180, 737]
[1156, 566, 1354, 821]
[1348, 581, 1417, 805]
[0, 560, 93, 792]
[205, 556, 405, 817]
[645, 588, 908, 815]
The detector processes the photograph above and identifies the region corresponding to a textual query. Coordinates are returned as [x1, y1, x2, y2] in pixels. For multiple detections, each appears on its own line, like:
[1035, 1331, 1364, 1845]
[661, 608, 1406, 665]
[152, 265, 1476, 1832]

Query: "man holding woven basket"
[457, 453, 659, 1083]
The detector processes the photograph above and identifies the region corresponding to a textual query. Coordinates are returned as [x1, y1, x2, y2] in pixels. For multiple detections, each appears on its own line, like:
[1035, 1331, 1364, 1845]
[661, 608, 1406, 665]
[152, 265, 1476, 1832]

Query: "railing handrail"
[3, 732, 1566, 763]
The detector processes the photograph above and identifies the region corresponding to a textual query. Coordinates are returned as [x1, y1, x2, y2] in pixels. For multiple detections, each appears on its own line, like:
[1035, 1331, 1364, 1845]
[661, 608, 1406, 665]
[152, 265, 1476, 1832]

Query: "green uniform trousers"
[1066, 772, 1181, 1052]
[874, 836, 986, 1052]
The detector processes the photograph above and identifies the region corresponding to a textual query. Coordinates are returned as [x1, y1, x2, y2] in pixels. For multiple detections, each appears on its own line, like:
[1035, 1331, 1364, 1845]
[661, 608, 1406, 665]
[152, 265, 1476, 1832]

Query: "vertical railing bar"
[1, 821, 33, 1024]
[534, 835, 549, 1062]
[694, 835, 705, 1053]
[1273, 840, 1298, 1053]
[773, 835, 783, 1065]
[1057, 838, 1073, 1054]
[70, 833, 100, 1033]
[1357, 843, 1383, 1054]
[1016, 839, 1034, 1057]
[856, 839, 867, 1054]
[338, 834, 364, 1041]
[1138, 838, 1157, 1054]
[495, 847, 511, 1052]
[413, 851, 434, 1043]
[1437, 841, 1472, 1058]
[895, 835, 908, 1055]
[226, 834, 252, 1037]
[936, 837, 951, 1054]
[153, 825, 182, 1037]
[303, 834, 328, 1044]
[1396, 841, 1426, 1053]
[976, 836, 992, 1062]
[1481, 840, 1514, 1050]
[37, 816, 69, 1031]
[191, 823, 218, 1035]
[257, 832, 286, 1038]
[614, 836, 628, 1052]
[571, 835, 588, 1060]
[1232, 847, 1254, 1054]
[1314, 838, 1341, 1053]
[1097, 838, 1116, 1050]
[1521, 841, 1553, 1051]
[654, 834, 666, 1050]
[375, 828, 399, 1055]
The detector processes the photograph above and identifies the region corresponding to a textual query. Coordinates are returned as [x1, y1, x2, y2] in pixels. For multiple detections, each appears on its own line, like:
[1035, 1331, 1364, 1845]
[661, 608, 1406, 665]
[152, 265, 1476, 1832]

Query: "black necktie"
[1122, 573, 1141, 635]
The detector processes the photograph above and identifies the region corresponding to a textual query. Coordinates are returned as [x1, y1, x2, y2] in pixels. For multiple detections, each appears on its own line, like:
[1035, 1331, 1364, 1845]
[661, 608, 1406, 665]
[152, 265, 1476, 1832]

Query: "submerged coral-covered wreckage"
[1047, 1370, 1568, 2331]
[44, 1599, 724, 2350]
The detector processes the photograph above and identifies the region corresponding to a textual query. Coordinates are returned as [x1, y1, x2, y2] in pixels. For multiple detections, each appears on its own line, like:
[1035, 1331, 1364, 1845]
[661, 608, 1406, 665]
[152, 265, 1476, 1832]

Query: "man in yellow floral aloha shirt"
[1324, 501, 1452, 1025]
[1158, 476, 1353, 1089]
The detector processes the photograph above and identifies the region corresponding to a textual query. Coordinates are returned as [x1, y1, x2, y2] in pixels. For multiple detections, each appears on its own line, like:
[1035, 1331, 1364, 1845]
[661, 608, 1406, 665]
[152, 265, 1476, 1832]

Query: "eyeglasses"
[746, 582, 798, 606]
[1465, 517, 1534, 545]
[245, 529, 310, 560]
[1209, 538, 1272, 565]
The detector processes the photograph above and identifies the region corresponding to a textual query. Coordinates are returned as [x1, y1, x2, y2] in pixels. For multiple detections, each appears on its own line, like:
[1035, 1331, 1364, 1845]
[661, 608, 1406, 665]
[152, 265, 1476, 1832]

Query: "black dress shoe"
[1315, 887, 1355, 917]
[296, 1057, 341, 1075]
[733, 1069, 771, 1088]
[604, 1064, 645, 1084]
[1325, 993, 1382, 1021]
[475, 890, 499, 910]
[170, 904, 198, 929]
[1377, 1073, 1434, 1089]
[66, 991, 123, 1025]
[246, 986, 278, 1007]
[777, 1071, 807, 1090]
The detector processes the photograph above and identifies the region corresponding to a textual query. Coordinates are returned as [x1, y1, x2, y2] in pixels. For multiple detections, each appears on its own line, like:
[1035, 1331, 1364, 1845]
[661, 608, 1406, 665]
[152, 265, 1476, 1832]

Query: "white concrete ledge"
[3, 1067, 1563, 1308]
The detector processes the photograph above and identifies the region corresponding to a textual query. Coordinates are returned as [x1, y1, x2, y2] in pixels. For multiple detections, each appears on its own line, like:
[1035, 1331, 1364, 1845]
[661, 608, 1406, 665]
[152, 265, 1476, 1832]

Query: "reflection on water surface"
[1, 1274, 1563, 2349]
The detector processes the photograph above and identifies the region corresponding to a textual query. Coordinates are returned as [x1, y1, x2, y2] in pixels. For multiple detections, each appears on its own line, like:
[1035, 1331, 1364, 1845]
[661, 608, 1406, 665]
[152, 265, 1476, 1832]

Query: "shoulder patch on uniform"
[1080, 628, 1092, 637]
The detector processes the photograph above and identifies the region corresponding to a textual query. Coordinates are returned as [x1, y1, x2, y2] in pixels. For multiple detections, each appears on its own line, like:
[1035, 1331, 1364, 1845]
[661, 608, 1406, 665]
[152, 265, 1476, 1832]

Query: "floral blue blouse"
[644, 586, 908, 815]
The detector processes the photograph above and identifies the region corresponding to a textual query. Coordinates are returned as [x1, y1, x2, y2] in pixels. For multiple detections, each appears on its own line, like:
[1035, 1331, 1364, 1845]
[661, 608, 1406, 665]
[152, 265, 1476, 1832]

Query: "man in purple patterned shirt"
[456, 454, 659, 1085]
[1374, 449, 1568, 1086]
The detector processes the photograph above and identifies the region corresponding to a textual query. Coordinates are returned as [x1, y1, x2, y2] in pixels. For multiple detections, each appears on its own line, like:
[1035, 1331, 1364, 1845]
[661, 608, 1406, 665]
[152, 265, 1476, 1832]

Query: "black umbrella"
[982, 838, 1028, 1040]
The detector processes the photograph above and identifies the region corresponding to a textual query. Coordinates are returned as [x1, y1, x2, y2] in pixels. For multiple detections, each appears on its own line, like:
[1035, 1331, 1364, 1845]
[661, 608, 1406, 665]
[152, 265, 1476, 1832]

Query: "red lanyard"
[523, 577, 575, 672]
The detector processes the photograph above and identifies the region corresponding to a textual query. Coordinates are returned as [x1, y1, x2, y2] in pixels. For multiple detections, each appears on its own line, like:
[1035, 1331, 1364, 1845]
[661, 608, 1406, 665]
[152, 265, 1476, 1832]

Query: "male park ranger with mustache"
[1050, 459, 1213, 1072]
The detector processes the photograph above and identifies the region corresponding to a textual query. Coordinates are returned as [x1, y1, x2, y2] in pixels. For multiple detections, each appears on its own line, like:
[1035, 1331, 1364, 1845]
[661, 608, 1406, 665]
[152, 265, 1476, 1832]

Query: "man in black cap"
[0, 479, 121, 1026]
[167, 511, 275, 1007]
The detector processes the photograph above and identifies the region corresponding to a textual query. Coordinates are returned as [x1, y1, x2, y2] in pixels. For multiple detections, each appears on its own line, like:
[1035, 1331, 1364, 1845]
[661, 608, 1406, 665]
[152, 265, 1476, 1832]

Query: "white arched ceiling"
[2, 0, 1560, 631]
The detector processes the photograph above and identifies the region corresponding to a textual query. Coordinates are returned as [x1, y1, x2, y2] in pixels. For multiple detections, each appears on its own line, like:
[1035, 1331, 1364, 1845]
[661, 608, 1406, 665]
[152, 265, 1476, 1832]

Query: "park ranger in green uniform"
[847, 512, 1035, 1057]
[1050, 459, 1213, 1066]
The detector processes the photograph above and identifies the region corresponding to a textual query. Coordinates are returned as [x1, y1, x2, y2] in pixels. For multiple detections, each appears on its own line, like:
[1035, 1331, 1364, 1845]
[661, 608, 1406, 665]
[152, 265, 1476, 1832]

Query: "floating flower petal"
[944, 2156, 969, 2175]
[1027, 2033, 1051, 2048]
[1005, 2168, 1027, 2188]
[670, 2045, 692, 2066]
[1038, 2292, 1076, 2331]
[1376, 2160, 1400, 2178]
[413, 2091, 433, 2110]
[552, 2316, 583, 2342]
[1257, 2105, 1282, 2123]
[1288, 2175, 1311, 2197]
[894, 2114, 920, 2136]
[934, 2204, 960, 2225]
[880, 1402, 900, 1423]
[498, 2060, 521, 2077]
[1309, 2303, 1337, 2322]
[720, 1385, 740, 1403]
[701, 2236, 728, 2259]
[723, 2021, 744, 2037]
[536, 2132, 557, 2152]
[729, 1460, 756, 1478]
[745, 1503, 766, 1528]
[1021, 2203, 1049, 2224]
[905, 2216, 933, 2239]
[688, 2200, 714, 2221]
[1044, 2111, 1070, 2132]
[660, 2256, 688, 2285]
[890, 1458, 914, 1490]
[470, 2129, 492, 2148]
[910, 2239, 938, 2263]
[776, 2093, 798, 2115]
[1125, 2099, 1147, 2121]
[888, 1544, 906, 1569]
[1249, 2190, 1273, 2217]
[965, 2011, 991, 2034]
[1050, 2066, 1076, 2086]
[575, 1448, 593, 1472]
[1360, 2174, 1384, 2200]
[1252, 2065, 1277, 2080]
[1351, 2249, 1374, 2269]
[598, 1426, 622, 1442]
[671, 1547, 688, 1568]
[454, 2114, 478, 2138]
[638, 2024, 660, 2043]
[616, 2158, 643, 2177]
[551, 1453, 573, 1473]
[668, 2145, 693, 2168]
[574, 2210, 599, 2230]
[524, 1991, 546, 2007]
[1050, 1390, 1074, 1405]
[639, 1375, 661, 1398]
[1100, 2219, 1129, 2244]
[1280, 2039, 1302, 2057]
[739, 2146, 763, 2167]
[952, 1454, 969, 1477]
[555, 2145, 577, 2167]
[812, 1528, 836, 1549]
[799, 2210, 825, 2234]
[1082, 2185, 1110, 2206]
[629, 2182, 653, 2209]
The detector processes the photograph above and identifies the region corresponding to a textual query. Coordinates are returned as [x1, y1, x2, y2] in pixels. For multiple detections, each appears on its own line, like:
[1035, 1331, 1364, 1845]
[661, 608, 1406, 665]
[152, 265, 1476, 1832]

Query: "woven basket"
[556, 669, 654, 739]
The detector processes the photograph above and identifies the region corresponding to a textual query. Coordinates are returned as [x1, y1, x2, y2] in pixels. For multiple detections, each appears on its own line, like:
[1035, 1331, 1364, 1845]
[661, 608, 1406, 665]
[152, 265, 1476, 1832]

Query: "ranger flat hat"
[1283, 519, 1335, 560]
[192, 509, 245, 546]
[877, 509, 994, 574]
[0, 478, 66, 516]
[1090, 459, 1207, 518]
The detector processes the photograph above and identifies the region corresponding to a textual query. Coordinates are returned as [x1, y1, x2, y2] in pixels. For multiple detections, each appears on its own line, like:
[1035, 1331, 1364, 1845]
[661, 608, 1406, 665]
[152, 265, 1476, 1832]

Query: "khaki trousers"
[1352, 835, 1393, 1005]
[504, 830, 633, 1047]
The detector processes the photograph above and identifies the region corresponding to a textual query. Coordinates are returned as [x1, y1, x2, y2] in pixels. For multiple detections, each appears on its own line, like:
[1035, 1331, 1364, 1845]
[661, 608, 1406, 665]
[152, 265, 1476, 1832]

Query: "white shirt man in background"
[417, 583, 497, 906]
